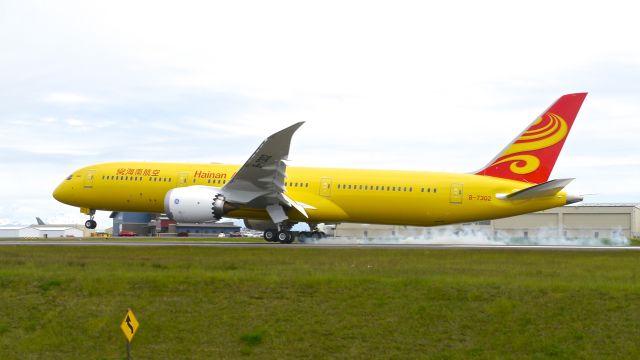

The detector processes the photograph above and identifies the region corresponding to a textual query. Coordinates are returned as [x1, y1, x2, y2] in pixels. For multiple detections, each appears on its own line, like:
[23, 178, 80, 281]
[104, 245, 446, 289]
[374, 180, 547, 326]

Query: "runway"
[1, 239, 639, 251]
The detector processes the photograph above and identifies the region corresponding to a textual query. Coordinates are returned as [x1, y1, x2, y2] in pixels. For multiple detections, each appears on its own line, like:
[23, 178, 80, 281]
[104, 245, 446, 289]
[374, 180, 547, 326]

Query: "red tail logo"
[476, 93, 587, 183]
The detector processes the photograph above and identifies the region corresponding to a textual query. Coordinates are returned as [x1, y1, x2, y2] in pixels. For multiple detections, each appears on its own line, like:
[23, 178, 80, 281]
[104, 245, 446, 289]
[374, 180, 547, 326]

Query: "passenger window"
[375, 186, 379, 190]
[348, 185, 352, 189]
[427, 188, 430, 192]
[306, 183, 309, 187]
[409, 187, 412, 192]
[386, 186, 390, 191]
[393, 187, 396, 191]
[338, 184, 341, 189]
[434, 188, 437, 193]
[404, 187, 407, 192]
[359, 185, 362, 190]
[208, 179, 211, 183]
[223, 180, 226, 184]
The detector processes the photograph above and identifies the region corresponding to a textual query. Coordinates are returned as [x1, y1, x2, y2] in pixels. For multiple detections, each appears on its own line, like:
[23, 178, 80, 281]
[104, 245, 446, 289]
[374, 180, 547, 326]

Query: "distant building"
[169, 222, 241, 237]
[112, 212, 156, 236]
[0, 226, 40, 238]
[32, 226, 84, 238]
[113, 212, 242, 237]
[493, 203, 640, 239]
[0, 225, 84, 238]
[328, 204, 640, 240]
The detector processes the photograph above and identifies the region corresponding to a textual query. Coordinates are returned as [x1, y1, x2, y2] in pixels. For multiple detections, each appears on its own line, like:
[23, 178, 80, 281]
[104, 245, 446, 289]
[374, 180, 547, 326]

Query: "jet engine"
[164, 186, 234, 222]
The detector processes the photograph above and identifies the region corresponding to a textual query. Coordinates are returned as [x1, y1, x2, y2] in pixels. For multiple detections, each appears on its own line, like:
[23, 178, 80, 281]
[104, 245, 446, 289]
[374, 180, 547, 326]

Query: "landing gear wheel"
[84, 219, 97, 229]
[285, 232, 294, 244]
[277, 231, 290, 244]
[263, 229, 277, 242]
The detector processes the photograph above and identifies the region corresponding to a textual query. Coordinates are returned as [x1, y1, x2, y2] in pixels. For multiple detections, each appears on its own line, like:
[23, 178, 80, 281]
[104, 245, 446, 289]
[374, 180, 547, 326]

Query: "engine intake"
[164, 186, 234, 222]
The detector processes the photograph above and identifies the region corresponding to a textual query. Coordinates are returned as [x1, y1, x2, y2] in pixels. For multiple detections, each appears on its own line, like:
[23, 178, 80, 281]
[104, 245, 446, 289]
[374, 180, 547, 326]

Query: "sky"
[1, 0, 640, 228]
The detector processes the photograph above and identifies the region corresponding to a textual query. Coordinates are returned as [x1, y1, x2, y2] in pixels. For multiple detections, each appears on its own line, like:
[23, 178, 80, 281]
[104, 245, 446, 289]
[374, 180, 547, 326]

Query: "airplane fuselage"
[53, 162, 569, 227]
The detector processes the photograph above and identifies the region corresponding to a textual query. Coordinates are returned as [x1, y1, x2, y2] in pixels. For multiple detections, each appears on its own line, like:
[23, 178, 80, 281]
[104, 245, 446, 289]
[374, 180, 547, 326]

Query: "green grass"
[1, 246, 640, 359]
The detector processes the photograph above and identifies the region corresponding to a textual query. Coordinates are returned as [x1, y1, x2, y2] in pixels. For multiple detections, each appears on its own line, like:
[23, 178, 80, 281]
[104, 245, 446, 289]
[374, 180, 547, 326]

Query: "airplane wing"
[220, 122, 307, 223]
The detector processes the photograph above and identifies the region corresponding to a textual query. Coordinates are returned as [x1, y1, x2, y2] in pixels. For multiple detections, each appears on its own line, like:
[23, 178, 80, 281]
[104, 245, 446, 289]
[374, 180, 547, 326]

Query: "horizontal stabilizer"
[500, 178, 574, 200]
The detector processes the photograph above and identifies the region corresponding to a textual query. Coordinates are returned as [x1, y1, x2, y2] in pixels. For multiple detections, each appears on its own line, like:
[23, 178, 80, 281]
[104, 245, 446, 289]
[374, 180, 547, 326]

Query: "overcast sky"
[1, 1, 639, 228]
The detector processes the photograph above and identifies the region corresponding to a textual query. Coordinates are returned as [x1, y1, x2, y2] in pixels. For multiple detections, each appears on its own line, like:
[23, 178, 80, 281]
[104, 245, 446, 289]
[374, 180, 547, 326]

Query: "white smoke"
[309, 226, 630, 246]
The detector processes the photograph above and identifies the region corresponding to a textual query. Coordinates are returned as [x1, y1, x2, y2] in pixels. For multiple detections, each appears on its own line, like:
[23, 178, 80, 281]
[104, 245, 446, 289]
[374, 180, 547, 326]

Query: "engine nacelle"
[243, 219, 277, 231]
[164, 186, 230, 222]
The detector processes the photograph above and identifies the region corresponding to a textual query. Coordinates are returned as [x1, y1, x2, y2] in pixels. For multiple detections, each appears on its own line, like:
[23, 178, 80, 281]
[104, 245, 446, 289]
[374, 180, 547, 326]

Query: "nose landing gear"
[84, 217, 97, 229]
[83, 209, 97, 229]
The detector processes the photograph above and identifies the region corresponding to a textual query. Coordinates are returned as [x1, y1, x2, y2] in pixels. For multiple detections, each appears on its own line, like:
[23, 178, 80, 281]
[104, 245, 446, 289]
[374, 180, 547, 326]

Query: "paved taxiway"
[1, 240, 639, 251]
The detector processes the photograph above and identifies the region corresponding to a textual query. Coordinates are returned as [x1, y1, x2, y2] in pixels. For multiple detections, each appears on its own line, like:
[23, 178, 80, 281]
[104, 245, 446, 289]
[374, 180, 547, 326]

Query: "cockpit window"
[65, 174, 73, 180]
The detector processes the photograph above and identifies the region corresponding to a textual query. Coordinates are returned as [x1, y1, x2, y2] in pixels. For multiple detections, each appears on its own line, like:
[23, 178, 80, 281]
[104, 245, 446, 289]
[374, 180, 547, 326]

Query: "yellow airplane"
[53, 93, 587, 243]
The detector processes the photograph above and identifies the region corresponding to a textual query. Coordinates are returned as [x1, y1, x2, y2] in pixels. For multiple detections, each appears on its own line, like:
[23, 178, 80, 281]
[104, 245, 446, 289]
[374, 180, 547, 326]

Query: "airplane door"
[177, 172, 189, 187]
[450, 183, 463, 204]
[319, 177, 332, 197]
[83, 170, 96, 188]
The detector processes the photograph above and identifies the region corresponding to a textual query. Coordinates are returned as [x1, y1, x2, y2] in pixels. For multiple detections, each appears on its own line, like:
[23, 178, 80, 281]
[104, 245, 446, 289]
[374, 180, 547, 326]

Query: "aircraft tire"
[263, 229, 277, 242]
[284, 232, 294, 244]
[277, 231, 289, 243]
[85, 220, 97, 229]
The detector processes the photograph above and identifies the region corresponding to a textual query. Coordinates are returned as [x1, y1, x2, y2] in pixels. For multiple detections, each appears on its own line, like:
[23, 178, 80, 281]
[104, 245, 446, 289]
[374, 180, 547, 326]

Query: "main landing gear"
[263, 229, 294, 244]
[262, 225, 327, 244]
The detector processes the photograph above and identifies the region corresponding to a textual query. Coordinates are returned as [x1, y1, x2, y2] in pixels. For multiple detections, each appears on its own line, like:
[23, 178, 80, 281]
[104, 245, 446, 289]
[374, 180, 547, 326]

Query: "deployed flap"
[501, 178, 574, 200]
[279, 192, 309, 219]
[221, 122, 304, 223]
[266, 204, 288, 224]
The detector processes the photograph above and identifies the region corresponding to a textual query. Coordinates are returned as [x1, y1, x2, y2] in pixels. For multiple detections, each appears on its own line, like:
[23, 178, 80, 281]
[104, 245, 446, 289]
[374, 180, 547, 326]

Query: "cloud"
[1, 0, 640, 227]
[44, 92, 96, 105]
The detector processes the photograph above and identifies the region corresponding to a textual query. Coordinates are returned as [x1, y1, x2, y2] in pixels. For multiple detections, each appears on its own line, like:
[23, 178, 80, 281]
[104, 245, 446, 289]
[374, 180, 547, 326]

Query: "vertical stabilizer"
[476, 93, 587, 183]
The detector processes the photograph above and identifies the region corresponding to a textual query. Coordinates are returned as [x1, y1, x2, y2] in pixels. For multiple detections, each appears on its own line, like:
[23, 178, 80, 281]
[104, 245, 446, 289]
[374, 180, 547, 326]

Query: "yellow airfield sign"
[120, 309, 139, 342]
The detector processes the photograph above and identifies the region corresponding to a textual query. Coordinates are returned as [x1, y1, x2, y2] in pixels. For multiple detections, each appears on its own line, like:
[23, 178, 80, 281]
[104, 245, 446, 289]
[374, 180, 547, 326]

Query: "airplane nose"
[53, 183, 66, 203]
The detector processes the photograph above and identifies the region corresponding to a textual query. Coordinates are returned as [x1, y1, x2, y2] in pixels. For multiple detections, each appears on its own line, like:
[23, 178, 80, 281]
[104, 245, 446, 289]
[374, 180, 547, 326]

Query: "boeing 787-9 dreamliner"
[53, 93, 587, 243]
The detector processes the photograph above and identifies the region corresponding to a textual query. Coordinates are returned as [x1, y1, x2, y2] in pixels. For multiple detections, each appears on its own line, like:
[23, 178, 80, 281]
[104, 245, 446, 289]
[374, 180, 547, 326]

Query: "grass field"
[1, 245, 640, 359]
